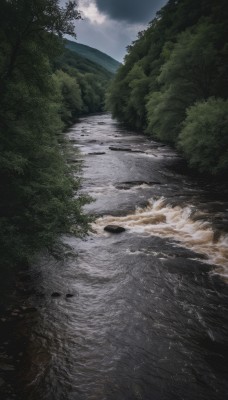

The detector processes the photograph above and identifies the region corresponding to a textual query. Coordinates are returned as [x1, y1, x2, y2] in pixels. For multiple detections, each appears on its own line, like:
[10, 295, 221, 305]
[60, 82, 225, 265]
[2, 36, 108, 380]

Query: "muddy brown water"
[1, 114, 228, 400]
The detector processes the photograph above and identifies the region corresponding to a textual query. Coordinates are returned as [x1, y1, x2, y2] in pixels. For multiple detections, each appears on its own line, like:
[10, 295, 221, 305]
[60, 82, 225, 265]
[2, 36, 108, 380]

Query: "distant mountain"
[65, 40, 121, 74]
[55, 48, 113, 80]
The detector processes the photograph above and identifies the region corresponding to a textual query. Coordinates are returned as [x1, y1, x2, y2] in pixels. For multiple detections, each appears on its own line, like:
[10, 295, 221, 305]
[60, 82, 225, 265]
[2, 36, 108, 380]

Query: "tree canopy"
[0, 0, 92, 266]
[107, 0, 228, 175]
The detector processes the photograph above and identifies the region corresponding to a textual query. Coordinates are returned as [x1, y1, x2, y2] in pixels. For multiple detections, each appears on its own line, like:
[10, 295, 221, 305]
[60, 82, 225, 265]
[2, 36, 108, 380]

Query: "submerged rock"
[66, 294, 74, 298]
[67, 159, 81, 163]
[104, 225, 126, 234]
[0, 363, 15, 371]
[109, 146, 144, 153]
[109, 146, 131, 152]
[87, 152, 106, 155]
[51, 292, 61, 298]
[115, 180, 161, 190]
[23, 307, 37, 313]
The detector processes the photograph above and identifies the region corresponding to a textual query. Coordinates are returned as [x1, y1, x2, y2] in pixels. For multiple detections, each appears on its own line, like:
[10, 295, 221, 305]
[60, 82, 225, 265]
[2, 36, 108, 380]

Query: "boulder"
[104, 225, 125, 234]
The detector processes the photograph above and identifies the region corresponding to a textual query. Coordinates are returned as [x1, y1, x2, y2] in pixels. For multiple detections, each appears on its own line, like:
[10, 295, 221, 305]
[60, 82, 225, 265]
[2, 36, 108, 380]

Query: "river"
[17, 114, 228, 399]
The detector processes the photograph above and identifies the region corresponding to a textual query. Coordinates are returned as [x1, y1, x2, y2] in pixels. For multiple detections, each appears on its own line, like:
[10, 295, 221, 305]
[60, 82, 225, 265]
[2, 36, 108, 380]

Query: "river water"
[21, 114, 228, 399]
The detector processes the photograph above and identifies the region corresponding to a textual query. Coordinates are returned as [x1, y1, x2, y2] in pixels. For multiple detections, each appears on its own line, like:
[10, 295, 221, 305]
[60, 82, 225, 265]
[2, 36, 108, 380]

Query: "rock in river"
[51, 292, 61, 298]
[104, 225, 126, 234]
[88, 152, 106, 156]
[109, 146, 144, 153]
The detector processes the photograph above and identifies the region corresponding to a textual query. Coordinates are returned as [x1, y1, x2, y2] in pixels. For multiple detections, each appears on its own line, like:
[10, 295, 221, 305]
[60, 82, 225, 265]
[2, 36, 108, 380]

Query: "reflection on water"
[19, 114, 228, 400]
[94, 197, 228, 275]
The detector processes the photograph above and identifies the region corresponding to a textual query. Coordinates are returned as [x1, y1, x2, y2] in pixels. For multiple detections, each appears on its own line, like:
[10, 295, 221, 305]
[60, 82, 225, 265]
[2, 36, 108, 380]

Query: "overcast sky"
[67, 0, 168, 61]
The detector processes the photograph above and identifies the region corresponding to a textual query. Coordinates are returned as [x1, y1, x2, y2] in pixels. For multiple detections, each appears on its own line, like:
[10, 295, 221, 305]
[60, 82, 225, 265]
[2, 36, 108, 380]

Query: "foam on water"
[93, 197, 228, 276]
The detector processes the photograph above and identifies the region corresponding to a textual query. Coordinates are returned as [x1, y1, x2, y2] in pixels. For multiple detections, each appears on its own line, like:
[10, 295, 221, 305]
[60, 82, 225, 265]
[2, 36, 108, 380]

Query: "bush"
[178, 98, 228, 174]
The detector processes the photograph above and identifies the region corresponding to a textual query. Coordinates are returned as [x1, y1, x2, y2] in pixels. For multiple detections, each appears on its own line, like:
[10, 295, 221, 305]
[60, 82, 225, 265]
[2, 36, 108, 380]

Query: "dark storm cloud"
[95, 0, 167, 23]
[61, 0, 169, 61]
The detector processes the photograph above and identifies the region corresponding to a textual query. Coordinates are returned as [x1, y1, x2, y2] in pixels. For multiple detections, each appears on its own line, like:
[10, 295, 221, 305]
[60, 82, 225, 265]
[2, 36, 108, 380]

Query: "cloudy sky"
[68, 0, 168, 61]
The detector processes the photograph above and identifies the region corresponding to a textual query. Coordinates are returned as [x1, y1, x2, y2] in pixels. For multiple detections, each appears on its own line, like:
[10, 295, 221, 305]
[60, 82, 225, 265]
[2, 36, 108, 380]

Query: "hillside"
[55, 48, 113, 80]
[65, 40, 121, 74]
[107, 0, 228, 175]
[53, 45, 113, 122]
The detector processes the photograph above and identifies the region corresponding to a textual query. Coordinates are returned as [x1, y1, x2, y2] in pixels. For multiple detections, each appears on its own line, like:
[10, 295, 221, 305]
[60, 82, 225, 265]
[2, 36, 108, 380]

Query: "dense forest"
[107, 0, 228, 175]
[54, 46, 113, 125]
[0, 0, 112, 267]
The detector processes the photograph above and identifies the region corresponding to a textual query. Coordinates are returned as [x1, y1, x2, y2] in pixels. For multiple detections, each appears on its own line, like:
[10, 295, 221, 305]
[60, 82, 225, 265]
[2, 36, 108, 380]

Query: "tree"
[108, 0, 228, 174]
[0, 1, 90, 265]
[146, 20, 226, 143]
[178, 98, 228, 174]
[159, 21, 224, 99]
[124, 63, 150, 129]
[55, 70, 83, 125]
[0, 1, 80, 89]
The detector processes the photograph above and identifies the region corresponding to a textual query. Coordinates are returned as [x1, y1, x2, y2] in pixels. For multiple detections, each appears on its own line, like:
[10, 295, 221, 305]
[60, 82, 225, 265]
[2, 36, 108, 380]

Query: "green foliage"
[55, 70, 83, 125]
[77, 72, 105, 114]
[106, 62, 150, 129]
[107, 0, 228, 174]
[54, 47, 113, 118]
[124, 63, 150, 129]
[105, 76, 129, 122]
[178, 98, 228, 174]
[65, 40, 121, 74]
[0, 0, 91, 266]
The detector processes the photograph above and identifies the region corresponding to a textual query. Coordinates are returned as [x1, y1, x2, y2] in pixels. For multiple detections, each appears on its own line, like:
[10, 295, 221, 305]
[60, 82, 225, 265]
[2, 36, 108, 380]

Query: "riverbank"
[0, 265, 34, 399]
[1, 113, 228, 400]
